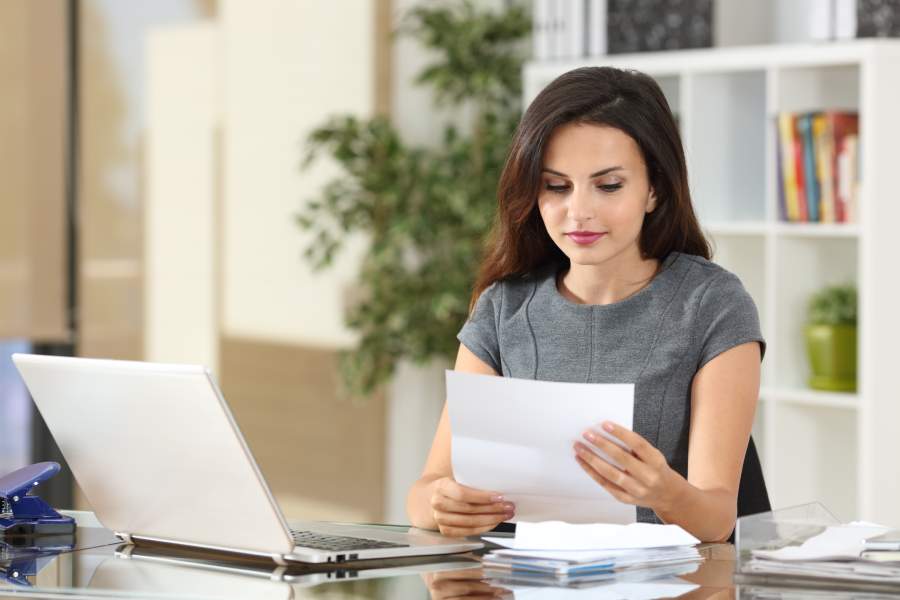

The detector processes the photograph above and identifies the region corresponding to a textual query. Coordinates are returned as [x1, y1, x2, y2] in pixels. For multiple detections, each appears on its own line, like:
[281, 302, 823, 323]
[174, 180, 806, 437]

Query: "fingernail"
[502, 502, 515, 510]
[584, 430, 596, 442]
[603, 422, 614, 432]
[491, 495, 504, 502]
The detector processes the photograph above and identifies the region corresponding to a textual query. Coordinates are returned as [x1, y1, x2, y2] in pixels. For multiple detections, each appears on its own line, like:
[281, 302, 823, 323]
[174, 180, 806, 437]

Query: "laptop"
[11, 353, 482, 564]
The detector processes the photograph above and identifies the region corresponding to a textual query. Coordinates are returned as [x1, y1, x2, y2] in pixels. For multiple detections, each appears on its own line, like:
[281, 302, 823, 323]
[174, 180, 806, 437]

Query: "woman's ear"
[646, 188, 657, 214]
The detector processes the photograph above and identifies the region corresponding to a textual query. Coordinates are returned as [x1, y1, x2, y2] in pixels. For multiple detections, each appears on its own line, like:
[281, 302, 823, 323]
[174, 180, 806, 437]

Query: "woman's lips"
[566, 232, 607, 245]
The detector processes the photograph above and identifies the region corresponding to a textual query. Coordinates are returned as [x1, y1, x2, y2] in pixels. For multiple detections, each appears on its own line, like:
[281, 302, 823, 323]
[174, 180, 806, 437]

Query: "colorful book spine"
[812, 113, 836, 224]
[776, 111, 859, 224]
[777, 113, 800, 222]
[829, 112, 860, 223]
[775, 122, 787, 222]
[839, 134, 859, 224]
[792, 115, 809, 222]
[799, 113, 820, 222]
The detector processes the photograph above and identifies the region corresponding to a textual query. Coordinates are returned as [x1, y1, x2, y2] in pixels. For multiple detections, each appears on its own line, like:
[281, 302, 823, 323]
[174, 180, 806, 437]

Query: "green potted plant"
[805, 284, 857, 392]
[296, 1, 530, 397]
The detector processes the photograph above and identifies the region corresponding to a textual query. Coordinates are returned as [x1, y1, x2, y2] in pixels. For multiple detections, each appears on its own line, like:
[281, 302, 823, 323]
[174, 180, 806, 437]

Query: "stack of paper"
[481, 522, 703, 584]
[492, 579, 699, 599]
[745, 521, 900, 585]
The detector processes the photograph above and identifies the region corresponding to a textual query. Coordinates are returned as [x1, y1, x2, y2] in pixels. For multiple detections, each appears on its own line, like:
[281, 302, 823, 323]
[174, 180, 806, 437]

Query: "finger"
[575, 455, 640, 505]
[580, 434, 654, 482]
[438, 522, 502, 538]
[438, 479, 504, 504]
[434, 510, 511, 529]
[430, 579, 503, 596]
[599, 421, 661, 464]
[574, 444, 647, 498]
[432, 496, 515, 515]
[429, 568, 486, 583]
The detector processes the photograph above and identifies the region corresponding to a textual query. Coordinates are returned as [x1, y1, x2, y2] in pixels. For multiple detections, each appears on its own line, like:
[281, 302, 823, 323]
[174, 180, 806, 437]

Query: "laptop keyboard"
[290, 529, 409, 552]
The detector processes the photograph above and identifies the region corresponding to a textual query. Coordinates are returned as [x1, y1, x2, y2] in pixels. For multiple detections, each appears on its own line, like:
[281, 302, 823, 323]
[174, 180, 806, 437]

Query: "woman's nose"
[567, 185, 595, 222]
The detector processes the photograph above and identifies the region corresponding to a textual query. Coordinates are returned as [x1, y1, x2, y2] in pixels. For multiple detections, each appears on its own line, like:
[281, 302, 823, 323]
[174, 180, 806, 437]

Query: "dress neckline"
[546, 251, 682, 312]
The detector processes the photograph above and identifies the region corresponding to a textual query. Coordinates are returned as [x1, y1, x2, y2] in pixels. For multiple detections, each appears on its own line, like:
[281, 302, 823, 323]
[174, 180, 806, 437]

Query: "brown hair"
[470, 66, 710, 311]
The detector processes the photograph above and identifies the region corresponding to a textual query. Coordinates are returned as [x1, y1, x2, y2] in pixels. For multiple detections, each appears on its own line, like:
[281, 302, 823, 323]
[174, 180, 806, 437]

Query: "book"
[566, 0, 586, 59]
[588, 0, 607, 57]
[776, 111, 859, 224]
[798, 113, 821, 222]
[812, 113, 836, 223]
[533, 0, 551, 61]
[777, 113, 800, 222]
[792, 114, 809, 222]
[829, 112, 860, 223]
[775, 121, 787, 222]
[840, 134, 859, 224]
[549, 0, 563, 59]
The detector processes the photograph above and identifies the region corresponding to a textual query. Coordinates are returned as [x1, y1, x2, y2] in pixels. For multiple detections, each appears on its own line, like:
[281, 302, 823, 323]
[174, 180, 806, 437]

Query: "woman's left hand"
[573, 421, 683, 514]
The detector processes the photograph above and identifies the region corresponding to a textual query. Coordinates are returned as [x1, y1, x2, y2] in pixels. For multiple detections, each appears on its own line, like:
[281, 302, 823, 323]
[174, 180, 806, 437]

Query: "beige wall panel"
[220, 0, 372, 349]
[220, 337, 385, 522]
[144, 24, 219, 369]
[77, 1, 141, 359]
[0, 0, 68, 341]
[79, 277, 142, 360]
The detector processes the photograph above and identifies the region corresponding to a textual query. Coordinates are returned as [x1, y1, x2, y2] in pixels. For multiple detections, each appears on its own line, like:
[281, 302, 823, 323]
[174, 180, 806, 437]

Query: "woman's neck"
[558, 248, 660, 306]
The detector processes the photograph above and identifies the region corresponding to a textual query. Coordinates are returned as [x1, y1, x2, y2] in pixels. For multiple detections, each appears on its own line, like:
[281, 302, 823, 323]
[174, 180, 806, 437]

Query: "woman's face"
[537, 122, 656, 268]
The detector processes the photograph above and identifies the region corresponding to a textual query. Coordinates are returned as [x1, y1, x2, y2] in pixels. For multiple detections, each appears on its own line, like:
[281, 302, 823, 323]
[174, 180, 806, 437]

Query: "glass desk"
[0, 512, 742, 599]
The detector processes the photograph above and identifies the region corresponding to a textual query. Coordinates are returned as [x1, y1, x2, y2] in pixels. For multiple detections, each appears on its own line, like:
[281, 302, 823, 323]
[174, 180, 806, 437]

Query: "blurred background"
[2, 0, 899, 528]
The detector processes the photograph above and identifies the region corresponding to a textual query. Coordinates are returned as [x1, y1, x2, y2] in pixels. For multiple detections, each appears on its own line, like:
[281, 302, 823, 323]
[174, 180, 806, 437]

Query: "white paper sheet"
[752, 521, 891, 561]
[483, 522, 700, 552]
[446, 370, 636, 524]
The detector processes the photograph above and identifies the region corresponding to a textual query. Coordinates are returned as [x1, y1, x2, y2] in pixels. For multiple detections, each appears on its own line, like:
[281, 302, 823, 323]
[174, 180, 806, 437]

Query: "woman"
[406, 66, 769, 543]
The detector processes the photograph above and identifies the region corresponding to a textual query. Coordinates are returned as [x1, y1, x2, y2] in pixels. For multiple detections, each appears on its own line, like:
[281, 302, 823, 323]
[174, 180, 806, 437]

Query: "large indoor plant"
[297, 1, 530, 397]
[805, 284, 857, 392]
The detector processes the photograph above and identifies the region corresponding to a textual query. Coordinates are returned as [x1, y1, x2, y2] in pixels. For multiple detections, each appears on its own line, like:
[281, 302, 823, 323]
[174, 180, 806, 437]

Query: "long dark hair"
[470, 66, 710, 311]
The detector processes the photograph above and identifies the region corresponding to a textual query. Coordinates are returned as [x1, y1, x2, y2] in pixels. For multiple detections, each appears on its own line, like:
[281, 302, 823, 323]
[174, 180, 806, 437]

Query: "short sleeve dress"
[457, 251, 770, 524]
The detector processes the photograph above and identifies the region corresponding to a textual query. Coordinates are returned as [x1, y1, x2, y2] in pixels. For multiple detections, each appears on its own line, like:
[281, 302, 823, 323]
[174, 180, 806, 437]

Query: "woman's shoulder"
[665, 252, 759, 331]
[670, 252, 748, 295]
[478, 267, 555, 310]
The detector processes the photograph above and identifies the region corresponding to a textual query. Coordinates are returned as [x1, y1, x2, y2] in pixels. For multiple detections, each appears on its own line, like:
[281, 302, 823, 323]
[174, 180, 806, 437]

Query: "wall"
[144, 0, 390, 522]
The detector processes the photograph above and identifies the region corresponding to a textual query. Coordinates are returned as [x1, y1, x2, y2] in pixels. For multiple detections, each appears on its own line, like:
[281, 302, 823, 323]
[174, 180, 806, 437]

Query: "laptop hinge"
[271, 553, 288, 566]
[270, 566, 287, 580]
[115, 531, 134, 544]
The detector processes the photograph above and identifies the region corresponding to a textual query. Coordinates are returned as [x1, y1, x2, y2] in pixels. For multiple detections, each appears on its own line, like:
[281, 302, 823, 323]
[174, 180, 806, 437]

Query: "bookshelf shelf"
[761, 386, 859, 410]
[774, 223, 861, 238]
[525, 39, 900, 526]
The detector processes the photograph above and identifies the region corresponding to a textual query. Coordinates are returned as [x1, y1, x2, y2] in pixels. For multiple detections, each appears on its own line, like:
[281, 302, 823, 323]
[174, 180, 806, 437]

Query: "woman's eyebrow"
[542, 166, 625, 178]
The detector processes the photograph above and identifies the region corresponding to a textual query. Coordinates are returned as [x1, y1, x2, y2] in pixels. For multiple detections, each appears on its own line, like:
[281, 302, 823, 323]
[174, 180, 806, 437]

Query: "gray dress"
[457, 251, 766, 523]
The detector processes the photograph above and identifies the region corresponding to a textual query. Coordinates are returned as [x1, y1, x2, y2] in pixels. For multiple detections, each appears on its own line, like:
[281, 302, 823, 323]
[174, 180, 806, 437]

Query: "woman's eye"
[543, 183, 622, 193]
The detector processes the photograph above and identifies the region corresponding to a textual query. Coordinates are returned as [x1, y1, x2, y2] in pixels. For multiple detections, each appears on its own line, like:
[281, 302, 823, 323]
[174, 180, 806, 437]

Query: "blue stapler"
[0, 462, 75, 536]
[1, 533, 76, 586]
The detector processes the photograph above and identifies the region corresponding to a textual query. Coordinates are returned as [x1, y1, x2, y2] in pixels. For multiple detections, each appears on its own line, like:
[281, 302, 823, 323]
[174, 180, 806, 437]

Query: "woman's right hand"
[422, 568, 512, 600]
[430, 477, 515, 537]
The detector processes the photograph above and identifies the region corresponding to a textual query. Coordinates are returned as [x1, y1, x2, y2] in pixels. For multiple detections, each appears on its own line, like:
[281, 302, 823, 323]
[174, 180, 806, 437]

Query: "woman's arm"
[655, 340, 761, 540]
[406, 344, 515, 535]
[574, 341, 761, 542]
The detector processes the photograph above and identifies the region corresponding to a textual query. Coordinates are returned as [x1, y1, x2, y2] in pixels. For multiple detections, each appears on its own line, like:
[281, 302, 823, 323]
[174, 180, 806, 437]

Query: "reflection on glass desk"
[0, 511, 763, 599]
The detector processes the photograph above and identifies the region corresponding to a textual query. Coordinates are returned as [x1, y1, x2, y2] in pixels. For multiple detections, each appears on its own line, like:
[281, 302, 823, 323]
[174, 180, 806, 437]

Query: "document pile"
[745, 522, 900, 587]
[481, 522, 703, 584]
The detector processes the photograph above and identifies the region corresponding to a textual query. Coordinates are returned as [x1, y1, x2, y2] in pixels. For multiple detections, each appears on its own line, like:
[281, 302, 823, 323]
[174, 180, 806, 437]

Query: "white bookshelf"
[524, 40, 900, 526]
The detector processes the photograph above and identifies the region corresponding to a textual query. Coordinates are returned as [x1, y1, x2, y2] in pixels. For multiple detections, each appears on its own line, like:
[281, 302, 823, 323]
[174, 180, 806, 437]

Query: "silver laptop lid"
[12, 353, 294, 557]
